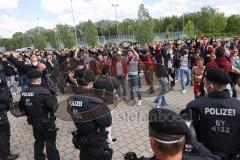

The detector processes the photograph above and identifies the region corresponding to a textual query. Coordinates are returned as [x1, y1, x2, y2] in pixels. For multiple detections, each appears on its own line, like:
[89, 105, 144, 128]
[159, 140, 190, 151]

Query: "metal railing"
[78, 32, 187, 46]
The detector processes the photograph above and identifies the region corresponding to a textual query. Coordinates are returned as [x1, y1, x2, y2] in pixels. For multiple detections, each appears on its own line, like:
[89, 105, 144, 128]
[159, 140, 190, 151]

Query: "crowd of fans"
[1, 35, 240, 160]
[1, 35, 240, 104]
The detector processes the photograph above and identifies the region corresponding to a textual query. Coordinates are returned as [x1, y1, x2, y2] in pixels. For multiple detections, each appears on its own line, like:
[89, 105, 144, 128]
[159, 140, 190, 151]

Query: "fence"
[78, 32, 187, 46]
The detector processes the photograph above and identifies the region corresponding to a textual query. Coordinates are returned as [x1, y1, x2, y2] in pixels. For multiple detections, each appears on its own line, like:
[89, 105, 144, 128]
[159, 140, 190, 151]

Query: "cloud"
[41, 0, 142, 24]
[1, 0, 240, 38]
[0, 0, 19, 9]
[41, 0, 240, 24]
[0, 14, 55, 38]
[147, 0, 240, 17]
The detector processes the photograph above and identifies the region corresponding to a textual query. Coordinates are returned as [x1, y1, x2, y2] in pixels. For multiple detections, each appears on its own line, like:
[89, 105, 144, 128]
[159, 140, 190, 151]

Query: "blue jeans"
[154, 77, 168, 106]
[180, 68, 191, 90]
[128, 75, 141, 100]
[7, 75, 17, 92]
[175, 68, 179, 80]
[19, 75, 29, 91]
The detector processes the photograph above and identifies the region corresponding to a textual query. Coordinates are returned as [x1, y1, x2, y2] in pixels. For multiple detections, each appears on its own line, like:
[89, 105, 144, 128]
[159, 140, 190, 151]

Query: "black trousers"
[0, 114, 10, 159]
[79, 141, 112, 160]
[32, 120, 60, 160]
[168, 68, 175, 87]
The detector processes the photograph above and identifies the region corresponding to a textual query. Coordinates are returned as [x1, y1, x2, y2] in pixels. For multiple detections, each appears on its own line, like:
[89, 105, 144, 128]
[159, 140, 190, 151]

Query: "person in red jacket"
[143, 50, 155, 94]
[201, 47, 240, 97]
[88, 56, 100, 76]
[98, 53, 111, 75]
[111, 53, 128, 100]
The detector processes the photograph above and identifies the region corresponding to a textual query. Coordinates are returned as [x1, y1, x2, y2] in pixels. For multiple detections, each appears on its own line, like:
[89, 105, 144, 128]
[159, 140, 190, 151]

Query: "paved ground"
[8, 81, 195, 160]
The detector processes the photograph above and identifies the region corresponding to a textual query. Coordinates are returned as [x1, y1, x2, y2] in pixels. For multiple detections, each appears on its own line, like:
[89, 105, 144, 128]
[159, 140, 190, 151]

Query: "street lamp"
[112, 3, 119, 39]
[70, 0, 78, 47]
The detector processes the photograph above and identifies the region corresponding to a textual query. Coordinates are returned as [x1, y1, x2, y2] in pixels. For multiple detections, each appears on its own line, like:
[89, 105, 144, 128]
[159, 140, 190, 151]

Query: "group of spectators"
[1, 35, 240, 106]
[1, 35, 240, 160]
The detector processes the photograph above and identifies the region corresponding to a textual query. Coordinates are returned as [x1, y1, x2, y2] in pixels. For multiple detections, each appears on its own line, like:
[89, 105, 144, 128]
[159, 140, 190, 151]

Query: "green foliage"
[225, 15, 240, 34]
[45, 29, 58, 49]
[33, 34, 47, 50]
[56, 24, 75, 48]
[135, 19, 154, 45]
[22, 33, 33, 47]
[212, 12, 227, 33]
[138, 4, 150, 20]
[184, 20, 194, 38]
[136, 4, 154, 45]
[0, 38, 15, 51]
[12, 32, 24, 49]
[83, 20, 98, 46]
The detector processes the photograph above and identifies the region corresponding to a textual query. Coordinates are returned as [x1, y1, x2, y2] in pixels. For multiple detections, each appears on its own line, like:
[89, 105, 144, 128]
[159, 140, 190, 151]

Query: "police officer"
[0, 81, 19, 160]
[185, 68, 240, 160]
[19, 70, 60, 160]
[67, 70, 112, 160]
[124, 108, 219, 160]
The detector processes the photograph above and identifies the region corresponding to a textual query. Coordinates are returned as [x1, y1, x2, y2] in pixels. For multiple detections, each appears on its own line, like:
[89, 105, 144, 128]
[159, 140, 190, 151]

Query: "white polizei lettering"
[69, 101, 83, 107]
[205, 108, 210, 114]
[22, 92, 34, 97]
[210, 108, 215, 115]
[222, 109, 228, 116]
[204, 107, 236, 116]
[229, 109, 235, 116]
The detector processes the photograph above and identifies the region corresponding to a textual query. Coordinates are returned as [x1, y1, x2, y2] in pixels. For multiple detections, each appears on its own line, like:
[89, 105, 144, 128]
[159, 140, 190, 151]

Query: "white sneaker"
[182, 89, 186, 94]
[137, 100, 142, 106]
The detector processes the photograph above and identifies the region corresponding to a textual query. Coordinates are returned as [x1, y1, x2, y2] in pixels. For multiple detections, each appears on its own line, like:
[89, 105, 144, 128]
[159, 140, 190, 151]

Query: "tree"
[0, 38, 15, 51]
[135, 19, 155, 45]
[24, 27, 48, 49]
[22, 33, 33, 48]
[120, 19, 136, 36]
[184, 20, 194, 38]
[56, 24, 75, 48]
[33, 33, 47, 50]
[135, 4, 154, 46]
[138, 4, 150, 20]
[45, 29, 58, 49]
[12, 32, 24, 49]
[225, 15, 240, 34]
[83, 20, 98, 46]
[165, 26, 171, 39]
[212, 12, 227, 33]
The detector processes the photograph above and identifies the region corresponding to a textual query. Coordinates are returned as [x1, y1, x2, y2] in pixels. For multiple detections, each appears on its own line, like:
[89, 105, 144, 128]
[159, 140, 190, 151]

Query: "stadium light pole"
[112, 3, 119, 39]
[36, 18, 40, 34]
[70, 0, 78, 47]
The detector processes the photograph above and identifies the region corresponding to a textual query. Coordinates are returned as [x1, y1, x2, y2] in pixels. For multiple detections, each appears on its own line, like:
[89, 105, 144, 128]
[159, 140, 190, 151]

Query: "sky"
[0, 0, 240, 38]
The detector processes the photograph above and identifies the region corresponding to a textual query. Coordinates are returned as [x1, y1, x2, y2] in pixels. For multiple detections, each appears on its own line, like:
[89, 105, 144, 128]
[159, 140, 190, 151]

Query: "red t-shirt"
[206, 57, 232, 73]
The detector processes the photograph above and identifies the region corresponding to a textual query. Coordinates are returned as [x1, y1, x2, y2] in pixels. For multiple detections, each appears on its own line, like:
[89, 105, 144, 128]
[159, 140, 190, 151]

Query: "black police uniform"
[19, 71, 60, 160]
[185, 68, 240, 160]
[0, 84, 12, 159]
[93, 75, 119, 105]
[68, 88, 112, 160]
[186, 89, 240, 159]
[124, 108, 220, 160]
